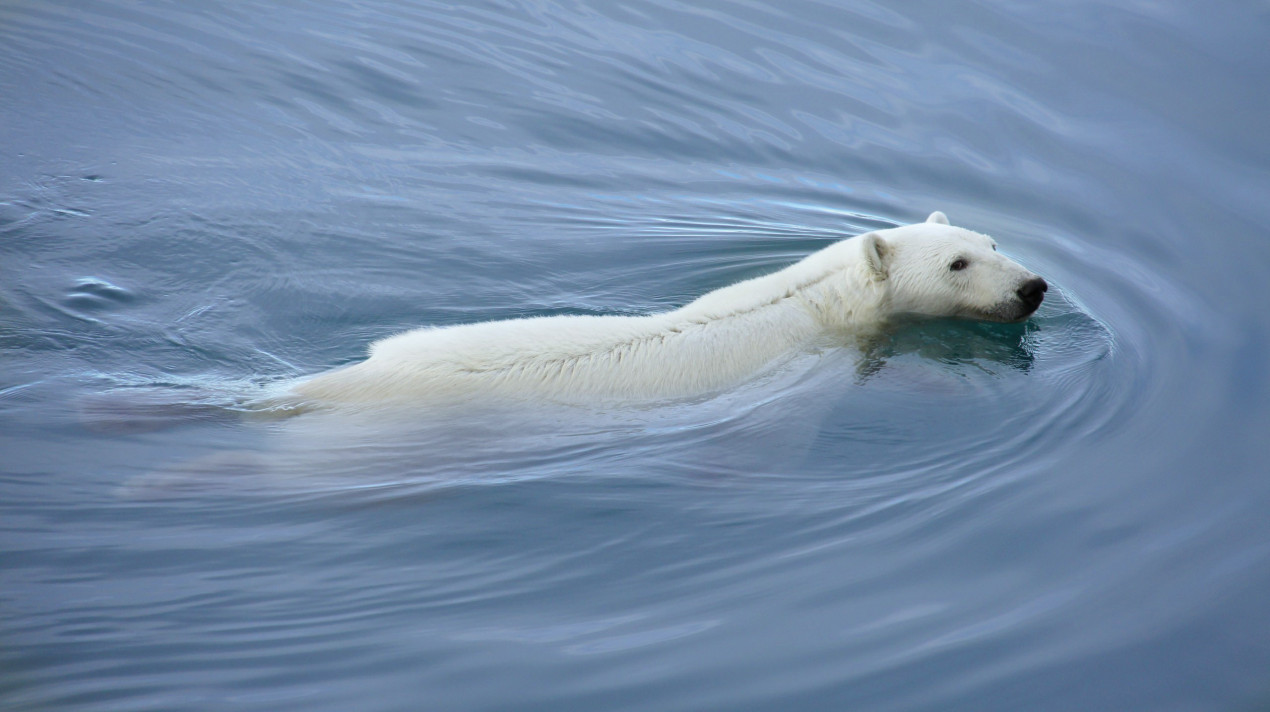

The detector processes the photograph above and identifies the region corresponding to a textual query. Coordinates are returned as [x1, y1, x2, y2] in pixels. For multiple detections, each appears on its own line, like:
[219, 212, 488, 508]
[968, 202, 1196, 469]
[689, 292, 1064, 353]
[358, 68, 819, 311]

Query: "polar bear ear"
[926, 211, 950, 225]
[861, 233, 889, 280]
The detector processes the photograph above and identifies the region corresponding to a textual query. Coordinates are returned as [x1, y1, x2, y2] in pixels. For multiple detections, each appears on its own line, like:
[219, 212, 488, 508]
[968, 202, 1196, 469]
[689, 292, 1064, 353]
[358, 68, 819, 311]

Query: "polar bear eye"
[950, 259, 969, 271]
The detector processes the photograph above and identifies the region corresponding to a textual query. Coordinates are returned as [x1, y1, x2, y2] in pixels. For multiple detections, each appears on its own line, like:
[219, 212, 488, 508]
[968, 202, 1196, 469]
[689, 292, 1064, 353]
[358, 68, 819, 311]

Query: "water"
[3, 1, 1269, 710]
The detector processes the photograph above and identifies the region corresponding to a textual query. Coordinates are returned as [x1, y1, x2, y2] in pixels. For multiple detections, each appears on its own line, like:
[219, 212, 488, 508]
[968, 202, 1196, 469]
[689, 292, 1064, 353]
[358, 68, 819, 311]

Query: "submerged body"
[277, 212, 1046, 409]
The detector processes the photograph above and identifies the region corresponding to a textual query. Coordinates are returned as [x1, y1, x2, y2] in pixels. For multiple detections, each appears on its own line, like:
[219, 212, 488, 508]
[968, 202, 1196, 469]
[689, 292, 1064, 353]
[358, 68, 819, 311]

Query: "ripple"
[62, 277, 139, 312]
[3, 1, 1265, 710]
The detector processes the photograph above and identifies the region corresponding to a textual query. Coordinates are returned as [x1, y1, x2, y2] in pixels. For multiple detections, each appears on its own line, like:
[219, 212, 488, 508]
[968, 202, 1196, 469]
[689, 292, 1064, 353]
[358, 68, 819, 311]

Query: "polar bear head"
[860, 212, 1047, 323]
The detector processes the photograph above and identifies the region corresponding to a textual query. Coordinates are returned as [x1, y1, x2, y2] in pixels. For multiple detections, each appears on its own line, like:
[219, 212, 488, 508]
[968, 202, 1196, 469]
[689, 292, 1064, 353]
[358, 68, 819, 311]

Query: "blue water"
[3, 1, 1269, 710]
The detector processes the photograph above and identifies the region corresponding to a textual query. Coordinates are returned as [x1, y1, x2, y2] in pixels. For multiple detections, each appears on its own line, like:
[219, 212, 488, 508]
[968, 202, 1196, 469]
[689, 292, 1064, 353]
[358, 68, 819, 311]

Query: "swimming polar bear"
[269, 212, 1046, 410]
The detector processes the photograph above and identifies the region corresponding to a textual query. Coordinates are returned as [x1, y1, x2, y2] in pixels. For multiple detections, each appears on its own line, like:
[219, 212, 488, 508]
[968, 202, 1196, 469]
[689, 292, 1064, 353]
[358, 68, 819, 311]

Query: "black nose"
[1017, 277, 1048, 310]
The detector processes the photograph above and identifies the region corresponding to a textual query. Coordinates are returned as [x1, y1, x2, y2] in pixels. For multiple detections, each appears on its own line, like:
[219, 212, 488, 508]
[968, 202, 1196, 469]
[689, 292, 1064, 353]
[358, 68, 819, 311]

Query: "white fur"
[274, 213, 1042, 409]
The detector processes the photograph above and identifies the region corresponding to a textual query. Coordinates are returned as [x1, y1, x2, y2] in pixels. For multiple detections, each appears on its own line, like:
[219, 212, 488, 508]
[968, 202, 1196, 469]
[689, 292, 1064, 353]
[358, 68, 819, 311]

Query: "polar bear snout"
[1016, 276, 1048, 313]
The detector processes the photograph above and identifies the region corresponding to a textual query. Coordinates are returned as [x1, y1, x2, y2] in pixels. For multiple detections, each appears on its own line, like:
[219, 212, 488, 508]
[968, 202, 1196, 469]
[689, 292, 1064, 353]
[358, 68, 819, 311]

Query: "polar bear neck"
[677, 237, 887, 330]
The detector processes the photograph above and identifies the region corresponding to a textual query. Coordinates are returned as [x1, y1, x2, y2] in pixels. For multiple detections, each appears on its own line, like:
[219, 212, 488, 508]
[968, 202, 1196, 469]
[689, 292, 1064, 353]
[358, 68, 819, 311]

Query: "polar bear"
[267, 212, 1045, 411]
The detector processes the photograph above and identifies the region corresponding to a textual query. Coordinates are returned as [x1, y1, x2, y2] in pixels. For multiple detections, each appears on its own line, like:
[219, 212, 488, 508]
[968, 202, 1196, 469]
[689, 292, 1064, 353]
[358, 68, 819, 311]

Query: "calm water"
[3, 1, 1269, 710]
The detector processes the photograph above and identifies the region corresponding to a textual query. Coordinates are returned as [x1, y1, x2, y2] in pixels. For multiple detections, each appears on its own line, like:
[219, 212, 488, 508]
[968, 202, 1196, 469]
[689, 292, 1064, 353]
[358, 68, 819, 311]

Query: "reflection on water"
[858, 319, 1039, 380]
[104, 288, 1107, 518]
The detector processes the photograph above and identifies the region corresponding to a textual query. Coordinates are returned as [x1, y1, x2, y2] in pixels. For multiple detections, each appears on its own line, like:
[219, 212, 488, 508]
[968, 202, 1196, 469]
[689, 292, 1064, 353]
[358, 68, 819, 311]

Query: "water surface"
[3, 1, 1269, 710]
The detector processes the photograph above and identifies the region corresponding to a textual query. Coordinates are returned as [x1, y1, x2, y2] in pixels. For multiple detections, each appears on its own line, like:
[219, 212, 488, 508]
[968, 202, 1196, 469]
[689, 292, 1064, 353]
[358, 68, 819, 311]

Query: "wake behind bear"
[264, 212, 1046, 412]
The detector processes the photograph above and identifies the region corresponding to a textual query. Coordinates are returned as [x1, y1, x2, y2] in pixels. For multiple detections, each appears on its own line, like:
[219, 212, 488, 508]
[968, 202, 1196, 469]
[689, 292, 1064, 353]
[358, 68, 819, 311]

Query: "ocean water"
[2, 1, 1269, 710]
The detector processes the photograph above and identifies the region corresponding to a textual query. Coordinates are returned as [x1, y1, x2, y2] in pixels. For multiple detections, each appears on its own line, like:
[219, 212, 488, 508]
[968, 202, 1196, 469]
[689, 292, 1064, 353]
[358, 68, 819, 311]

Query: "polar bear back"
[289, 298, 819, 405]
